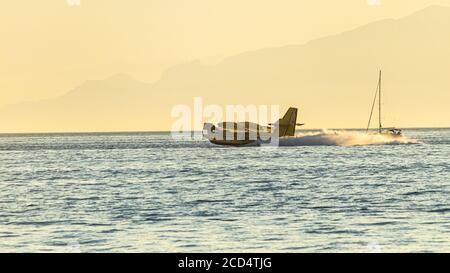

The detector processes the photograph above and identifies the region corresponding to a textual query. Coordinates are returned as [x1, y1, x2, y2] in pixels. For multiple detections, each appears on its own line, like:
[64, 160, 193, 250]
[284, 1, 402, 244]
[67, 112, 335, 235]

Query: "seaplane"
[366, 70, 403, 138]
[203, 107, 304, 146]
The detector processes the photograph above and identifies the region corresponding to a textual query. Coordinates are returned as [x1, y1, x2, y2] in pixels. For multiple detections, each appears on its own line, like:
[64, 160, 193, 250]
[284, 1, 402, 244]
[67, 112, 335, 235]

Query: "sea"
[0, 128, 449, 252]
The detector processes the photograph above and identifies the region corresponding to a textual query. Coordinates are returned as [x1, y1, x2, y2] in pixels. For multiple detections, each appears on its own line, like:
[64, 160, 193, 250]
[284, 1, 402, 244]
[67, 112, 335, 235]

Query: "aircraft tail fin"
[277, 107, 298, 137]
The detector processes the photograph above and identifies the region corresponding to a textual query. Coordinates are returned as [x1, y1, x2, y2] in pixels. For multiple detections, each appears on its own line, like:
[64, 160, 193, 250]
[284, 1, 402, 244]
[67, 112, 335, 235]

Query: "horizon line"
[0, 126, 449, 136]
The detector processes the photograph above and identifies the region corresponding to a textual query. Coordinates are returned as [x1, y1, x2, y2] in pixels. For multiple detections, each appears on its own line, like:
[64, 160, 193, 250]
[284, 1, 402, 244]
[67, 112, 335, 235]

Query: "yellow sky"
[1, 0, 449, 107]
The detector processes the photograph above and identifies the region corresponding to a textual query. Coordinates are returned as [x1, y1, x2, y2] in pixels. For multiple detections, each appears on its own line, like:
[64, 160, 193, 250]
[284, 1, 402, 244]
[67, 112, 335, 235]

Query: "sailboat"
[366, 70, 402, 137]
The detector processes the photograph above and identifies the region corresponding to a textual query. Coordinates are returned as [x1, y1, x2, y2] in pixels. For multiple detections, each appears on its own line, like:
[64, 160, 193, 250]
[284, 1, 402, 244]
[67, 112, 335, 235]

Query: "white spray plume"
[278, 129, 421, 147]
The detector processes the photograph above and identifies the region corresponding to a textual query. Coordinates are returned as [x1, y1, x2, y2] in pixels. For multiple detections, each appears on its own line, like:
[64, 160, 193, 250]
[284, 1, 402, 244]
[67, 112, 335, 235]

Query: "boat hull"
[209, 139, 258, 147]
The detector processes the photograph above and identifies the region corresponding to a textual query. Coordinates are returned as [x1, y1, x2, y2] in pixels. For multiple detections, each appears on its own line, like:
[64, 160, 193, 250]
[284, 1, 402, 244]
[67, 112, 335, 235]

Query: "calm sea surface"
[0, 129, 449, 252]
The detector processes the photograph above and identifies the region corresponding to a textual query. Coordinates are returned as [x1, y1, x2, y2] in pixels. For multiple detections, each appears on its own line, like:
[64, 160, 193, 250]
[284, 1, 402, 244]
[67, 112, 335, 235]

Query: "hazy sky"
[1, 0, 449, 108]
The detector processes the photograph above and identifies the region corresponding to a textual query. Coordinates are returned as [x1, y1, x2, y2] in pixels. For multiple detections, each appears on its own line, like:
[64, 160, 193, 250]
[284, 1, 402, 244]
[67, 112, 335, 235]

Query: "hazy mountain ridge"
[2, 6, 450, 132]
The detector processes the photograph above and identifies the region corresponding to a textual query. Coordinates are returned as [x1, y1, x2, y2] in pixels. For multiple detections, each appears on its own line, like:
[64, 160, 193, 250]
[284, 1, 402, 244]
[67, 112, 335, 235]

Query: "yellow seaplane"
[203, 107, 304, 146]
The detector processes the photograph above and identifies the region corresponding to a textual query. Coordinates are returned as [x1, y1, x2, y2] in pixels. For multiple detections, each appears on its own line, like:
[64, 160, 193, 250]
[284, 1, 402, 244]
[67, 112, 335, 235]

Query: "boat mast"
[378, 70, 382, 134]
[365, 71, 380, 133]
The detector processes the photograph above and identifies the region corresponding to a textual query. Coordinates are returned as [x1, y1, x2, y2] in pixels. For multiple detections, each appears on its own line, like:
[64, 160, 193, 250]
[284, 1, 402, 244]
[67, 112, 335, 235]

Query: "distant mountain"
[0, 74, 164, 132]
[2, 6, 450, 132]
